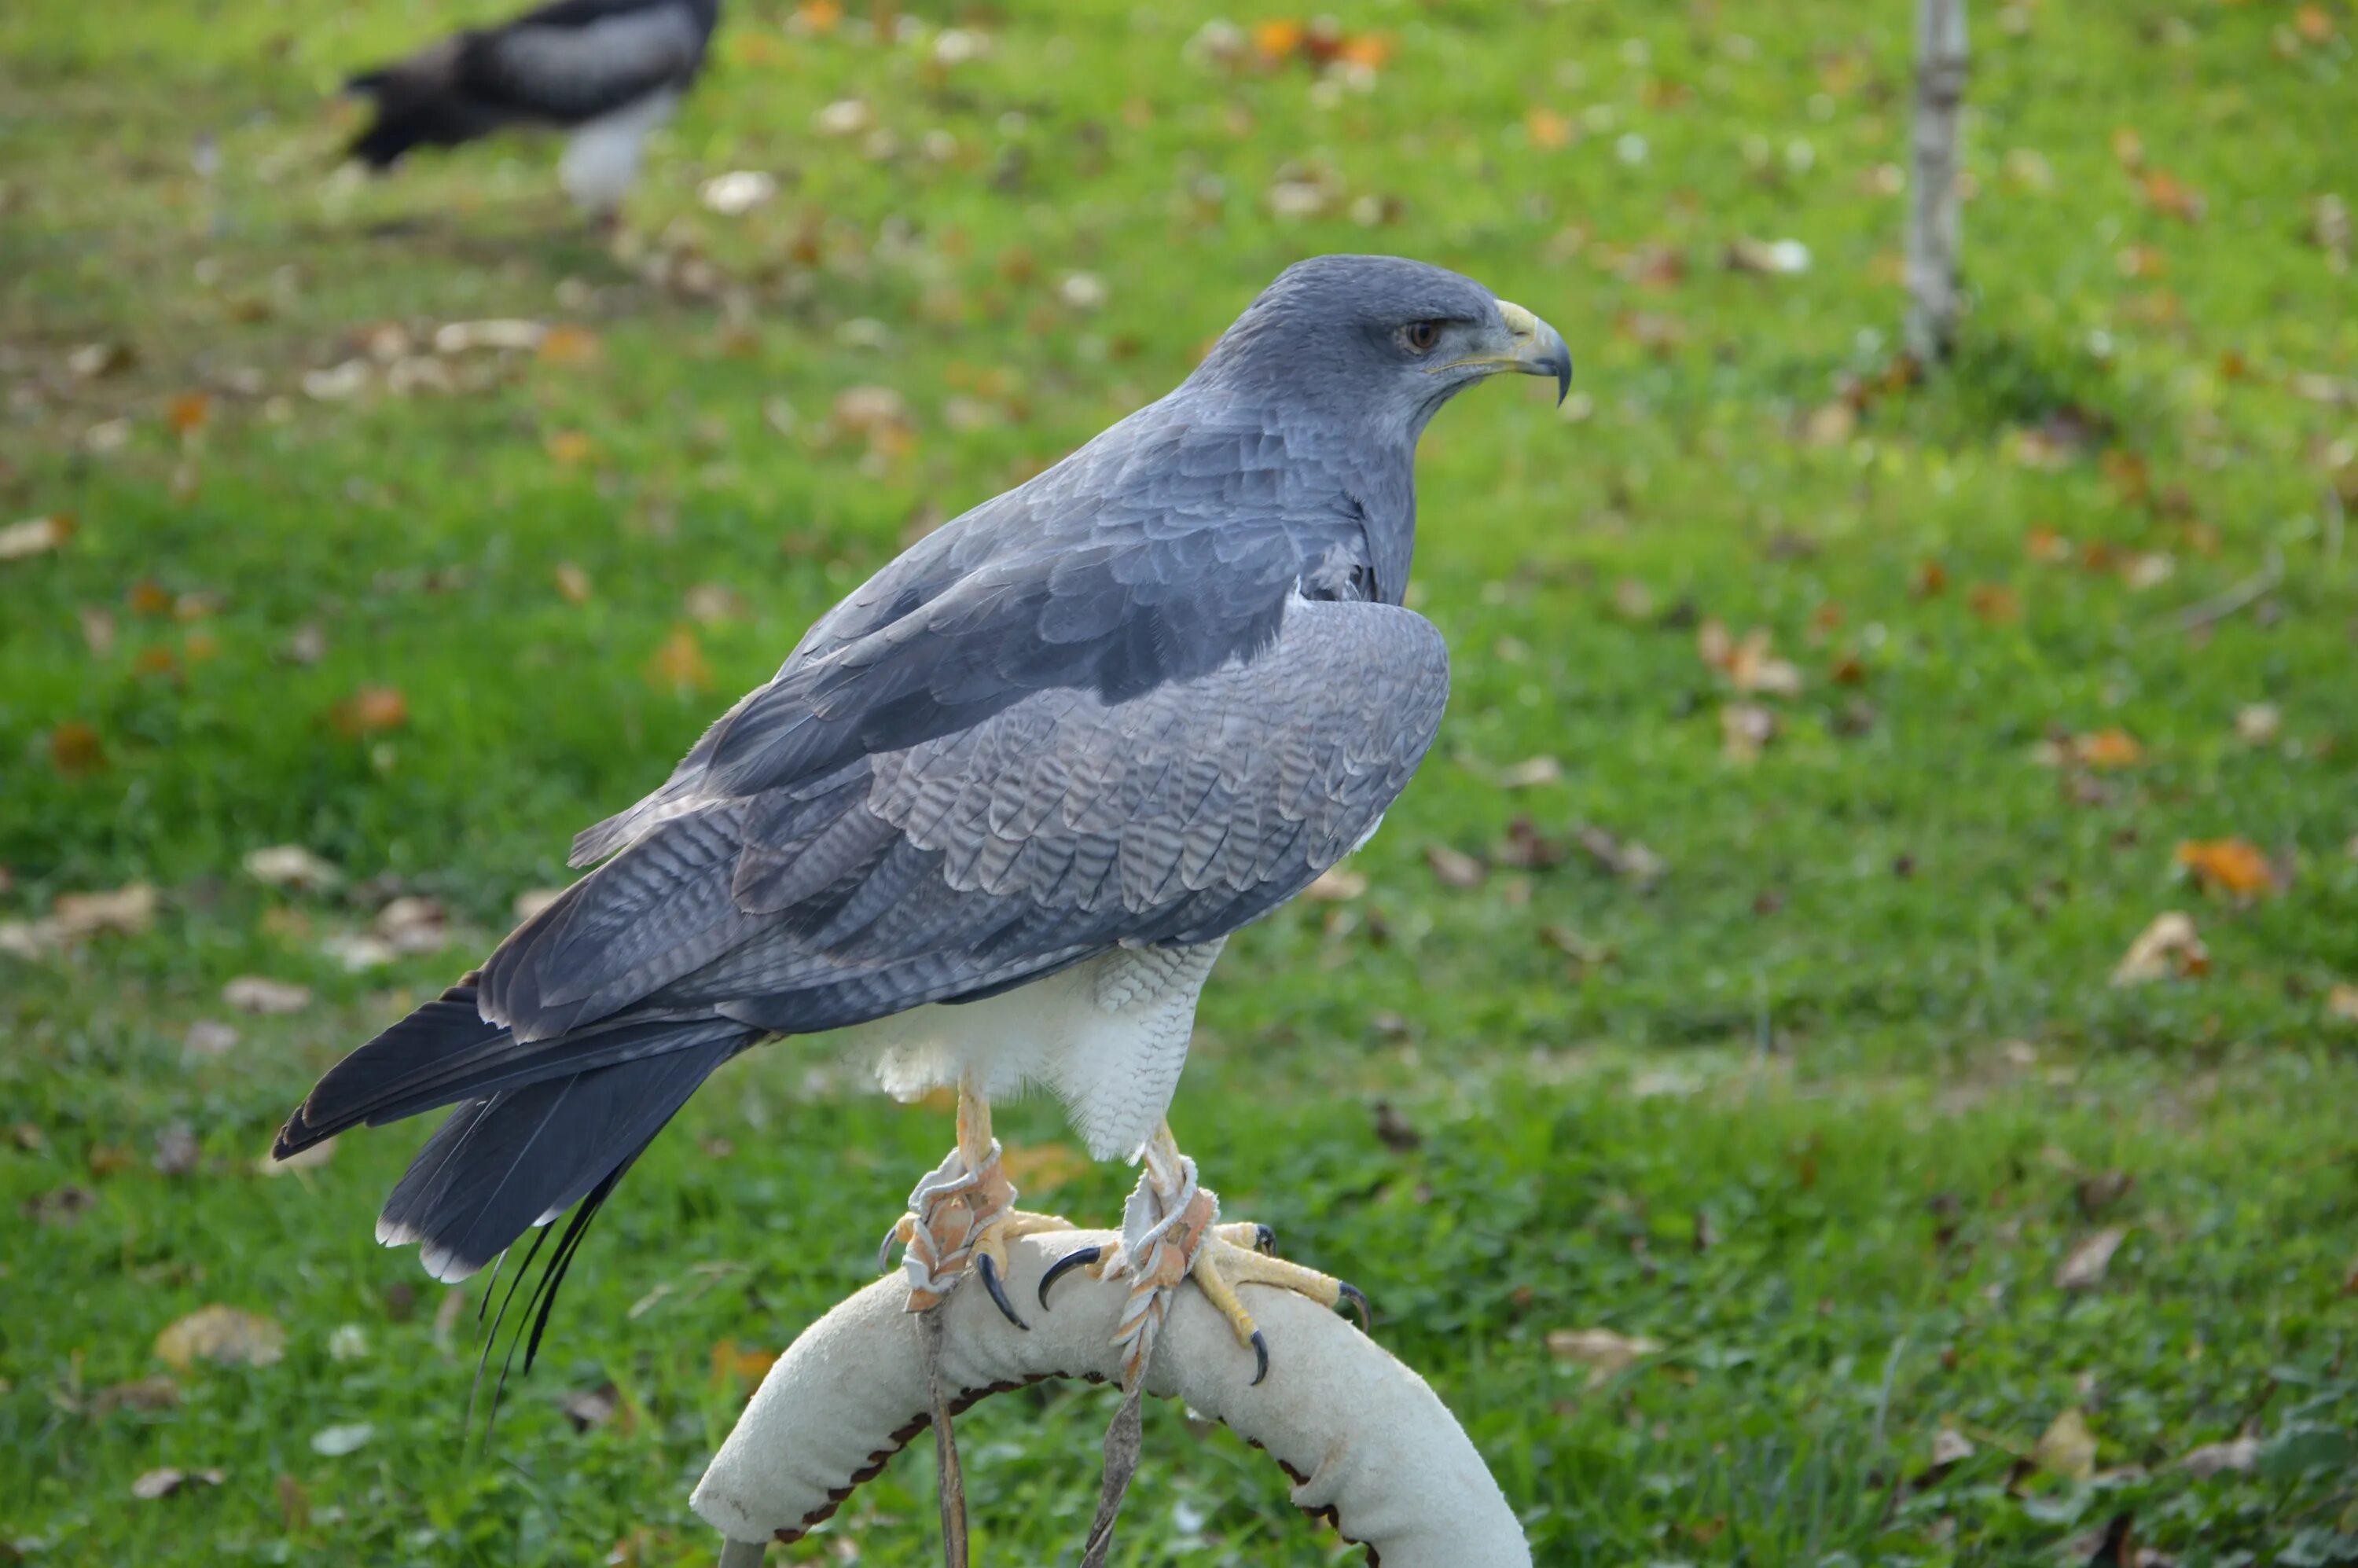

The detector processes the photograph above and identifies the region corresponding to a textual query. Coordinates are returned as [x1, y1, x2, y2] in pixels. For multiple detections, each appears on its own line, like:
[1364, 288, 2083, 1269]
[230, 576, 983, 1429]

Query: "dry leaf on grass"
[710, 1339, 780, 1389]
[155, 1305, 285, 1369]
[332, 685, 409, 736]
[93, 1375, 182, 1414]
[2327, 984, 2358, 1026]
[2111, 913, 2207, 985]
[222, 975, 312, 1014]
[179, 1017, 238, 1059]
[374, 895, 448, 953]
[152, 1123, 200, 1177]
[1698, 622, 1804, 697]
[243, 844, 341, 894]
[1425, 846, 1486, 888]
[2056, 1227, 2128, 1291]
[309, 1423, 373, 1456]
[131, 1467, 224, 1500]
[2033, 1407, 2099, 1481]
[646, 626, 712, 693]
[1930, 1428, 1975, 1467]
[2174, 838, 2276, 898]
[1574, 825, 1666, 886]
[433, 319, 546, 354]
[2, 883, 156, 959]
[1493, 755, 1563, 789]
[0, 515, 73, 561]
[1547, 1327, 1663, 1386]
[2235, 703, 2282, 744]
[538, 324, 602, 364]
[2177, 1434, 2260, 1477]
[2036, 729, 2143, 769]
[1721, 703, 1776, 761]
[561, 1382, 623, 1431]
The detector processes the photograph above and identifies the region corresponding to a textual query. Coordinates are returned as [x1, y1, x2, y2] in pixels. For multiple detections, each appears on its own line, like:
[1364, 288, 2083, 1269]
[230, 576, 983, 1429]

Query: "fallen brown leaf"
[332, 685, 409, 736]
[243, 845, 342, 894]
[222, 975, 313, 1015]
[1573, 825, 1666, 885]
[538, 324, 603, 365]
[131, 1467, 224, 1500]
[1547, 1327, 1662, 1386]
[93, 1375, 182, 1414]
[1969, 583, 2021, 623]
[2235, 703, 2282, 744]
[2325, 983, 2358, 1026]
[50, 720, 107, 776]
[561, 1382, 623, 1431]
[1425, 845, 1486, 889]
[2177, 1434, 2260, 1477]
[0, 514, 73, 561]
[646, 626, 712, 693]
[554, 561, 593, 603]
[2173, 838, 2276, 898]
[1493, 755, 1563, 789]
[373, 894, 448, 953]
[155, 1305, 286, 1370]
[2032, 1407, 2099, 1481]
[2111, 912, 2207, 985]
[1721, 703, 1776, 761]
[709, 1338, 780, 1389]
[166, 392, 211, 436]
[2056, 1226, 2128, 1291]
[152, 1123, 200, 1177]
[1303, 866, 1366, 901]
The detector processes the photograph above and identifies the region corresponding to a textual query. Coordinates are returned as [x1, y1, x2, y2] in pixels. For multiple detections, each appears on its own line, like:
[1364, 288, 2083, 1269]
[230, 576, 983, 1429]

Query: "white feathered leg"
[558, 88, 678, 218]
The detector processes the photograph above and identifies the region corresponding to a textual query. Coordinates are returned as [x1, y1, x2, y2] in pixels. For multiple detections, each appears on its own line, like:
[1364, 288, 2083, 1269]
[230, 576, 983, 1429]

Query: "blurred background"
[3, 0, 2355, 1562]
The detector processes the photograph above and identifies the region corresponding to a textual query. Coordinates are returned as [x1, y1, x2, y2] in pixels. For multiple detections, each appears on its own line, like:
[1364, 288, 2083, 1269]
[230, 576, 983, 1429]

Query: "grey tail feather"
[367, 1024, 745, 1283]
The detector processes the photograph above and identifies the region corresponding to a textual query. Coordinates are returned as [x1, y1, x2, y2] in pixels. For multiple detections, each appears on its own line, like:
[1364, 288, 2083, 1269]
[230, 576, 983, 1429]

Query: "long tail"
[277, 981, 752, 1286]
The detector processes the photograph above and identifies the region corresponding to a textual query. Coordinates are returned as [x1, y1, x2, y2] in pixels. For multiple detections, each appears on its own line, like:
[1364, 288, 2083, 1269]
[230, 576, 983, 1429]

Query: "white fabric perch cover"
[692, 1228, 1530, 1565]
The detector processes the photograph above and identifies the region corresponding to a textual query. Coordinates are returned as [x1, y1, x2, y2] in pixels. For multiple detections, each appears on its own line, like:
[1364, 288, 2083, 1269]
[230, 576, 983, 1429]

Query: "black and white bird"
[276, 256, 1570, 1390]
[343, 0, 721, 218]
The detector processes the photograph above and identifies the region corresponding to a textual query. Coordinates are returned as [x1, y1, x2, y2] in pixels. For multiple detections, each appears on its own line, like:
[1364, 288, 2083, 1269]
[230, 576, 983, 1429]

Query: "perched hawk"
[277, 255, 1569, 1385]
[343, 0, 720, 217]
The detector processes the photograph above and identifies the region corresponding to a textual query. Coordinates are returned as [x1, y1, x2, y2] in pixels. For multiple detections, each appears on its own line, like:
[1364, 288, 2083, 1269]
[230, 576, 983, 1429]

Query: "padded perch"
[692, 1228, 1530, 1566]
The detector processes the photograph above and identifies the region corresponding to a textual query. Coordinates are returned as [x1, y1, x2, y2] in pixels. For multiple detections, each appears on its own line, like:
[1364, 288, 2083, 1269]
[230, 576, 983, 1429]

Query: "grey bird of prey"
[343, 0, 720, 217]
[275, 255, 1569, 1382]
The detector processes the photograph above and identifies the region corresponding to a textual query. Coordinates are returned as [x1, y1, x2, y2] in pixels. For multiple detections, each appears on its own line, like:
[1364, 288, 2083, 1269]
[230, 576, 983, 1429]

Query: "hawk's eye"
[1401, 321, 1443, 354]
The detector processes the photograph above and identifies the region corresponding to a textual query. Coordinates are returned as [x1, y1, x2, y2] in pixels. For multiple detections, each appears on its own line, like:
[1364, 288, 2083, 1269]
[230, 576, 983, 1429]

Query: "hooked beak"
[1436, 300, 1573, 404]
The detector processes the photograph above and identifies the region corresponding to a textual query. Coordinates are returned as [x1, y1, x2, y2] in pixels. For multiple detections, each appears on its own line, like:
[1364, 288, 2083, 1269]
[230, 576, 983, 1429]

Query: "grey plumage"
[277, 255, 1570, 1337]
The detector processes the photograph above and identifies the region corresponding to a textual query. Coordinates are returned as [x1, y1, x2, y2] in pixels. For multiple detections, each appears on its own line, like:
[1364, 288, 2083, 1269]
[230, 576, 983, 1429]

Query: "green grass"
[6, 0, 2358, 1562]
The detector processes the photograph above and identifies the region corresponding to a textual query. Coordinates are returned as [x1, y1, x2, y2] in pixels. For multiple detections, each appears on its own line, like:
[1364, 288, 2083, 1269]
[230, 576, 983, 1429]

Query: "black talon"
[877, 1219, 905, 1274]
[1253, 1224, 1276, 1255]
[1248, 1329, 1269, 1387]
[977, 1252, 1028, 1331]
[1038, 1244, 1103, 1309]
[1337, 1281, 1372, 1333]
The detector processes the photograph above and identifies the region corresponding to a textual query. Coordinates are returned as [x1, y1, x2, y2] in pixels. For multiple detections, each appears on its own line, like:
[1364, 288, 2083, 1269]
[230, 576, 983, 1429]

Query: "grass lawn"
[5, 0, 2357, 1562]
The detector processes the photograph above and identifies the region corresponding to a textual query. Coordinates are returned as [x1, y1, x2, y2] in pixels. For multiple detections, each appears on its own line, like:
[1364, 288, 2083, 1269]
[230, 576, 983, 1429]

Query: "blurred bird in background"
[343, 0, 721, 221]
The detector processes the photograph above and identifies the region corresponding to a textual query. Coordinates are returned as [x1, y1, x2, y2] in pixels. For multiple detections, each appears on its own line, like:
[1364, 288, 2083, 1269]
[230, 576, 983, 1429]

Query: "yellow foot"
[880, 1079, 1071, 1327]
[1187, 1223, 1370, 1386]
[1037, 1125, 1369, 1389]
